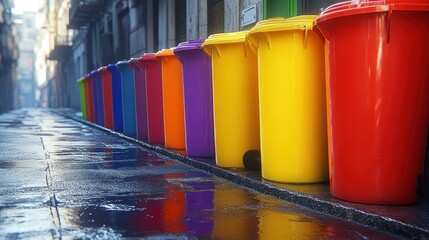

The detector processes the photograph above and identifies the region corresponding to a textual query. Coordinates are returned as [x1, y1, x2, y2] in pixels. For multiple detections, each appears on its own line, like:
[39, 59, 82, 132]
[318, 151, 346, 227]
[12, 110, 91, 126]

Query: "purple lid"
[173, 39, 204, 54]
[128, 58, 144, 69]
[90, 70, 99, 76]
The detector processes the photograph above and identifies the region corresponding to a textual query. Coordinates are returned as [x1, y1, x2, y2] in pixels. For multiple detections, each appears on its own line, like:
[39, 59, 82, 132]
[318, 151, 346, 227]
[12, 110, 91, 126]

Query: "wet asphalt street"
[0, 108, 402, 239]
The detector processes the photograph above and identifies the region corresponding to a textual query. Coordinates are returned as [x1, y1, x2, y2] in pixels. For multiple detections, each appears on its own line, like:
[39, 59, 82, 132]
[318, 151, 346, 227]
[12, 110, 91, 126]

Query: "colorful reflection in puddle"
[58, 176, 398, 239]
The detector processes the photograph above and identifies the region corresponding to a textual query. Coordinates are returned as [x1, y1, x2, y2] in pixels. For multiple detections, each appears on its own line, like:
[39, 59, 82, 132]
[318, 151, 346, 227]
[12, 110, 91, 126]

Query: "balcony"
[68, 0, 104, 29]
[47, 35, 73, 61]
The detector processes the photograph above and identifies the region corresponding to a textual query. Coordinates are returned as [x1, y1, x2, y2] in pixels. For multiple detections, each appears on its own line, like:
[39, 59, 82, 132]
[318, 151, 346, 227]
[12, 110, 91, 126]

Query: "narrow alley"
[0, 108, 411, 239]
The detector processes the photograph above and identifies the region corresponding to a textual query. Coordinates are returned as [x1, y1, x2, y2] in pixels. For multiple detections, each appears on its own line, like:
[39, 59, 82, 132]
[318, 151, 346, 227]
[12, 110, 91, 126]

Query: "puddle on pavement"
[56, 175, 398, 239]
[0, 110, 403, 239]
[29, 136, 405, 238]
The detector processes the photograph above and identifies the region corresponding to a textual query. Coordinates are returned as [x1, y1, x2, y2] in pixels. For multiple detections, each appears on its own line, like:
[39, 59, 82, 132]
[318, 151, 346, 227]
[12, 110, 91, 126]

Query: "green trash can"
[77, 77, 87, 120]
[263, 0, 297, 19]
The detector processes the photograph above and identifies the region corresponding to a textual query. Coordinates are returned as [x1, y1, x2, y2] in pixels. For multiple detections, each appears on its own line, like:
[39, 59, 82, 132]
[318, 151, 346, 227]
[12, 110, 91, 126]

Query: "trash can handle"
[243, 42, 249, 57]
[261, 33, 272, 50]
[161, 56, 170, 65]
[214, 45, 222, 58]
[304, 27, 308, 49]
[386, 6, 392, 44]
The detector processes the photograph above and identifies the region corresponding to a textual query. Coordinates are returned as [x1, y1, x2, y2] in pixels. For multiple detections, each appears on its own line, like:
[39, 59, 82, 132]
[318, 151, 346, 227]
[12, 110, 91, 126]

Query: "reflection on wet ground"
[0, 109, 400, 239]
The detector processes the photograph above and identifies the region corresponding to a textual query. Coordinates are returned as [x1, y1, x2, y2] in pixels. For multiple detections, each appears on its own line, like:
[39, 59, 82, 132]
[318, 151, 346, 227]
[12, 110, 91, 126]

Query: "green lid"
[76, 77, 84, 83]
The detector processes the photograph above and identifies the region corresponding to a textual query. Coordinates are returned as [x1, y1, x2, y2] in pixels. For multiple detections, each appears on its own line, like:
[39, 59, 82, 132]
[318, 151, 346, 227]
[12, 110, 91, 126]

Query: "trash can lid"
[202, 31, 249, 47]
[117, 60, 129, 66]
[173, 39, 204, 53]
[315, 0, 429, 25]
[84, 74, 91, 82]
[76, 77, 84, 83]
[129, 58, 140, 64]
[107, 64, 120, 73]
[140, 53, 157, 61]
[107, 63, 117, 69]
[248, 15, 317, 35]
[98, 66, 108, 74]
[89, 70, 99, 77]
[129, 57, 144, 69]
[155, 48, 176, 57]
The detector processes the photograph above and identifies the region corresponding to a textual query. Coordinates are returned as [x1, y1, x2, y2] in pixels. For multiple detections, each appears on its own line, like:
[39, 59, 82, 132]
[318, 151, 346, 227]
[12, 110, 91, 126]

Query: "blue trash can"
[117, 60, 137, 136]
[107, 64, 124, 133]
[89, 70, 104, 126]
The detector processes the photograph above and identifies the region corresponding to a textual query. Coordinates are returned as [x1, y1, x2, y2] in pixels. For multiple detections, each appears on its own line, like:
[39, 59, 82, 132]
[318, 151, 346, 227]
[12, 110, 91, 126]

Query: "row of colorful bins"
[77, 0, 429, 206]
[76, 43, 215, 157]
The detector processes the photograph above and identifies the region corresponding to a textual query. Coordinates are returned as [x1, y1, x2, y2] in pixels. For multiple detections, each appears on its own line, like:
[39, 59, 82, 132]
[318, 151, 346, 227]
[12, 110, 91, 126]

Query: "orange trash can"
[156, 49, 186, 150]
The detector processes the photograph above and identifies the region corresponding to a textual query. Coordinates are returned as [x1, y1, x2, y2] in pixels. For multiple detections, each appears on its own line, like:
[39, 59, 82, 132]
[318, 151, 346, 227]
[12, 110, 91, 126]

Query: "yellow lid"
[155, 48, 175, 57]
[202, 31, 249, 48]
[248, 15, 318, 36]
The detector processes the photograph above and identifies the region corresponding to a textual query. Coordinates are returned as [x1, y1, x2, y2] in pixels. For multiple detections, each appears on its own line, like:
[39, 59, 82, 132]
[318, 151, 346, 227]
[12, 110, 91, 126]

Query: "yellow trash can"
[202, 31, 260, 168]
[247, 16, 328, 183]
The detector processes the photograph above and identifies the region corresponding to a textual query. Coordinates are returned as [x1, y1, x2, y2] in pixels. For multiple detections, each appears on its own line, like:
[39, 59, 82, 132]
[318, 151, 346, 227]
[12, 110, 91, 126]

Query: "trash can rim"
[314, 0, 429, 25]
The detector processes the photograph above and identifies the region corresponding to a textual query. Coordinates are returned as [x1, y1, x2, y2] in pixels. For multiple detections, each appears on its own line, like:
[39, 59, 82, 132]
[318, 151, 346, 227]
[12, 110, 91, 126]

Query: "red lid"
[98, 66, 109, 75]
[315, 0, 429, 24]
[140, 53, 157, 61]
[84, 74, 91, 82]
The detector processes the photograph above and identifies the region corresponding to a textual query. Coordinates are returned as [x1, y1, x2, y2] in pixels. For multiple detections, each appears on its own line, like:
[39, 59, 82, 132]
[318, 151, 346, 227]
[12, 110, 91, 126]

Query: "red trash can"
[140, 53, 165, 145]
[315, 0, 429, 205]
[98, 66, 114, 130]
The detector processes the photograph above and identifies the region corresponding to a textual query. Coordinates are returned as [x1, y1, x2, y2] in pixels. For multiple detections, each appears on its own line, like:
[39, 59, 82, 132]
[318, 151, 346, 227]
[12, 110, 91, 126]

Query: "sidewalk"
[0, 108, 426, 239]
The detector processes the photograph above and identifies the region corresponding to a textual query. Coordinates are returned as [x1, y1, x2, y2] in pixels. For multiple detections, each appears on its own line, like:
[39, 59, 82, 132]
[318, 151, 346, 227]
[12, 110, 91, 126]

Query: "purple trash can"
[174, 39, 215, 157]
[129, 58, 148, 141]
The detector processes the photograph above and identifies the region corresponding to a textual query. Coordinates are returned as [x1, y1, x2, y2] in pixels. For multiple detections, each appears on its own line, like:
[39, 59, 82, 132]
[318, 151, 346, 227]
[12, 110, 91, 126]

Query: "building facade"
[14, 11, 37, 108]
[0, 0, 19, 114]
[36, 0, 341, 109]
